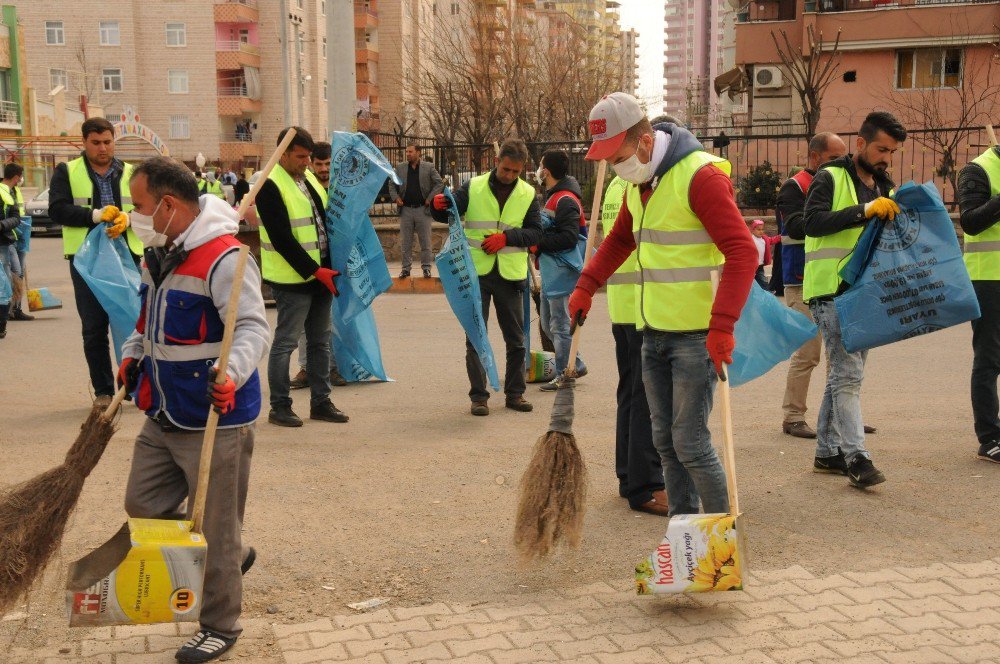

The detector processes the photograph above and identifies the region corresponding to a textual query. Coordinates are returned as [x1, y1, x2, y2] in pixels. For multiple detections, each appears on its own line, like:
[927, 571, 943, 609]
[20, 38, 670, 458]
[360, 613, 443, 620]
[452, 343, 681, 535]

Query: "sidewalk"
[12, 557, 1000, 663]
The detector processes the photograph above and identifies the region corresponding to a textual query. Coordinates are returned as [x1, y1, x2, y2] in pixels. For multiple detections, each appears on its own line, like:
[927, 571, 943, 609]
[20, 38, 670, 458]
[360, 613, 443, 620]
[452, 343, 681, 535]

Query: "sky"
[617, 0, 666, 114]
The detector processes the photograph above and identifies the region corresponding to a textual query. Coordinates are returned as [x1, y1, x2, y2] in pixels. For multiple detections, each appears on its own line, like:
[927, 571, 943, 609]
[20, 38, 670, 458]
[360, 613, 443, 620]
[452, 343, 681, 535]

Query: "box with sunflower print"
[635, 513, 746, 594]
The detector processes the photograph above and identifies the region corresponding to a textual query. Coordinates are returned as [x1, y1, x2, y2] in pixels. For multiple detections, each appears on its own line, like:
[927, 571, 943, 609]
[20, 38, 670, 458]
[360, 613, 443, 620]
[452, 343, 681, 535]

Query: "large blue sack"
[538, 207, 585, 298]
[435, 189, 501, 392]
[730, 282, 818, 387]
[835, 181, 980, 353]
[73, 226, 141, 364]
[332, 303, 389, 382]
[0, 250, 12, 304]
[15, 216, 31, 253]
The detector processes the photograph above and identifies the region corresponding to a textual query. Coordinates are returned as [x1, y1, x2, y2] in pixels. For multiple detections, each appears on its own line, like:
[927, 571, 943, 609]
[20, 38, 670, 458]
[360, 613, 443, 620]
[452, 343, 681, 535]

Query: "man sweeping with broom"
[116, 158, 269, 663]
[568, 93, 757, 516]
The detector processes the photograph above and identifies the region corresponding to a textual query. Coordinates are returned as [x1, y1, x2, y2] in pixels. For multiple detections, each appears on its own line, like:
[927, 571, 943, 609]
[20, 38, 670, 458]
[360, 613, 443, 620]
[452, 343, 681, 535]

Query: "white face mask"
[131, 199, 175, 248]
[612, 150, 656, 184]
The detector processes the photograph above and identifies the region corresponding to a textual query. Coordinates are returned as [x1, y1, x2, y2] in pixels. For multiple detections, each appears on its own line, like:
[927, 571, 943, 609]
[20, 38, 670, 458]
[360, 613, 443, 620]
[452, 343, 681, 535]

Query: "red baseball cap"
[586, 92, 646, 161]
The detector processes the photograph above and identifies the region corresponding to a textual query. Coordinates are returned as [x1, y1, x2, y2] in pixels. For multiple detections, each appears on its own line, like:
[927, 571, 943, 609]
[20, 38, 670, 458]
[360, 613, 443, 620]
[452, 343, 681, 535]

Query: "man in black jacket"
[534, 149, 588, 391]
[958, 140, 1000, 463]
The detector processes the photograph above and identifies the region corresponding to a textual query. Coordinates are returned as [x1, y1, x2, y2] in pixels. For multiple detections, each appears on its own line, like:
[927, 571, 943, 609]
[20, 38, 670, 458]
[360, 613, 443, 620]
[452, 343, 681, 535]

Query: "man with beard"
[802, 111, 906, 488]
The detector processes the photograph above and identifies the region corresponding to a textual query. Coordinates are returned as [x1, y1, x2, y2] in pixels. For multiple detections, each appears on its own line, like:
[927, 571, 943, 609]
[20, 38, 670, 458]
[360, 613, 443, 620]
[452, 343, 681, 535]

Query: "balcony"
[812, 0, 995, 10]
[0, 99, 20, 128]
[219, 140, 263, 162]
[354, 6, 378, 29]
[215, 40, 261, 69]
[355, 42, 379, 64]
[214, 0, 258, 23]
[217, 86, 262, 115]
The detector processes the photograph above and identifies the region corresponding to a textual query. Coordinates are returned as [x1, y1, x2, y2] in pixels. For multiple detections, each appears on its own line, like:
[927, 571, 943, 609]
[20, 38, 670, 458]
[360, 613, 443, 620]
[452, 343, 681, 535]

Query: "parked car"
[26, 189, 61, 236]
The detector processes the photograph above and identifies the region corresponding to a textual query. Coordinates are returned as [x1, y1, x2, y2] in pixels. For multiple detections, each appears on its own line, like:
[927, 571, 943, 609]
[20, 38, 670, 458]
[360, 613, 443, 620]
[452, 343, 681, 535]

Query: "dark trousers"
[768, 244, 784, 295]
[971, 280, 1000, 444]
[754, 265, 768, 290]
[466, 268, 526, 402]
[612, 324, 664, 508]
[70, 256, 115, 397]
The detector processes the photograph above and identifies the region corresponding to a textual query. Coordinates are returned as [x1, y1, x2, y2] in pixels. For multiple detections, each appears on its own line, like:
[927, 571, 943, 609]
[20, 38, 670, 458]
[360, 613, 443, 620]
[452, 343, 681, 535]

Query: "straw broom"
[514, 159, 608, 561]
[0, 130, 296, 616]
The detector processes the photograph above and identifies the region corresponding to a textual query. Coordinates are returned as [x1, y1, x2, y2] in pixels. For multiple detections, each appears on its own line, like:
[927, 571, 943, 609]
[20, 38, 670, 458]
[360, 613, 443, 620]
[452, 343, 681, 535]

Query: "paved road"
[2, 236, 998, 663]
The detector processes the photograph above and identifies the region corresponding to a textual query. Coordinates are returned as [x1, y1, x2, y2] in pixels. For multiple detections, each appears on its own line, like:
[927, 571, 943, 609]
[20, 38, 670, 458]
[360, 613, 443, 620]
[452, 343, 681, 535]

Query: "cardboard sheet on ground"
[729, 282, 818, 387]
[835, 181, 980, 353]
[324, 132, 397, 381]
[435, 189, 500, 392]
[72, 227, 141, 363]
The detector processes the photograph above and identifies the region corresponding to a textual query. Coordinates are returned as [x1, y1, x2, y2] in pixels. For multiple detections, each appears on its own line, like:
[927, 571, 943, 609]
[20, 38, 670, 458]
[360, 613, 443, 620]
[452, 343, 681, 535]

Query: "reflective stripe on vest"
[964, 148, 1000, 280]
[629, 151, 728, 332]
[463, 173, 534, 280]
[601, 176, 635, 325]
[305, 169, 329, 208]
[259, 165, 322, 284]
[63, 158, 142, 256]
[802, 165, 865, 302]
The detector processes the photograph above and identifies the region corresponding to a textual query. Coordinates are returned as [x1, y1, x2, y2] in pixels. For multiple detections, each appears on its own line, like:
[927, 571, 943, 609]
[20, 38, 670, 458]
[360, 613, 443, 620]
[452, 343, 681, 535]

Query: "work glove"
[314, 267, 340, 296]
[567, 287, 593, 334]
[207, 367, 236, 415]
[394, 197, 404, 207]
[432, 194, 449, 211]
[92, 205, 120, 224]
[706, 329, 735, 380]
[105, 211, 130, 239]
[863, 197, 900, 221]
[481, 232, 507, 255]
[117, 357, 140, 400]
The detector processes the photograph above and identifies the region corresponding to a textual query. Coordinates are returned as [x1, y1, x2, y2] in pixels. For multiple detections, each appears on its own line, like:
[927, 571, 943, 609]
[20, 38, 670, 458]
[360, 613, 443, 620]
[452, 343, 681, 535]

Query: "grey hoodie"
[652, 123, 706, 179]
[122, 195, 271, 389]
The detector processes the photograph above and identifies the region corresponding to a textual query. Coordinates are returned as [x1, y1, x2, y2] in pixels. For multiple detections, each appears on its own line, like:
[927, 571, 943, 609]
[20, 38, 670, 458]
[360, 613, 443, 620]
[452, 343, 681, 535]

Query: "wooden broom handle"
[191, 245, 250, 534]
[566, 159, 607, 376]
[987, 124, 998, 148]
[710, 271, 740, 515]
[236, 127, 298, 219]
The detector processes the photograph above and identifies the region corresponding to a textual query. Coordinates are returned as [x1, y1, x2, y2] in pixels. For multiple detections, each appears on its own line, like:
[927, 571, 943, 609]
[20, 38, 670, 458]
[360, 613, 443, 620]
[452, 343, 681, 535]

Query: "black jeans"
[70, 256, 115, 397]
[612, 323, 664, 508]
[466, 268, 526, 403]
[971, 280, 1000, 444]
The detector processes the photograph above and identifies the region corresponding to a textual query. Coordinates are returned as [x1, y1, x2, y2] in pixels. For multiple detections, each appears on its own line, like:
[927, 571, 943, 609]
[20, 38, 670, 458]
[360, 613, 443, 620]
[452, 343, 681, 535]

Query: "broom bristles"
[513, 430, 588, 562]
[0, 402, 118, 616]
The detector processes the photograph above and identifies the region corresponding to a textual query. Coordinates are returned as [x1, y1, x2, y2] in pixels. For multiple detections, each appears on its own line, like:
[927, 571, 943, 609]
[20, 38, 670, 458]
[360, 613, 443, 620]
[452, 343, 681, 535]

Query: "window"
[45, 21, 65, 45]
[166, 22, 186, 46]
[99, 20, 120, 46]
[297, 0, 303, 8]
[321, 0, 326, 14]
[168, 69, 189, 94]
[239, 29, 250, 45]
[322, 37, 327, 58]
[896, 48, 962, 89]
[298, 33, 304, 54]
[451, 2, 460, 15]
[102, 68, 123, 93]
[169, 115, 190, 139]
[49, 68, 68, 91]
[323, 79, 327, 101]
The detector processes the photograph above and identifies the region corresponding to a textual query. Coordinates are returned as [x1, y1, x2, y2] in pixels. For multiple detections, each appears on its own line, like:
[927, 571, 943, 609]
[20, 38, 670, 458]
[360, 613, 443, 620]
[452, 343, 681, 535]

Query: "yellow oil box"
[635, 513, 747, 594]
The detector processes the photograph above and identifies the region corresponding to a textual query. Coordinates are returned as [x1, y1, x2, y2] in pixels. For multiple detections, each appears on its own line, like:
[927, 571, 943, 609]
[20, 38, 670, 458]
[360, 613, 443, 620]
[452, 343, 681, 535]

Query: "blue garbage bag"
[0, 250, 12, 305]
[729, 282, 818, 387]
[435, 188, 501, 392]
[15, 216, 31, 254]
[72, 226, 141, 364]
[332, 302, 389, 382]
[538, 207, 585, 298]
[835, 181, 980, 353]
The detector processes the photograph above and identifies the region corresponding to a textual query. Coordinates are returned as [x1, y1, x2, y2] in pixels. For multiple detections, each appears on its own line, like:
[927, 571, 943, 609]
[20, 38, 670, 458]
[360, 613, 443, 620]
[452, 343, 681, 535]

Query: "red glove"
[706, 329, 735, 380]
[528, 245, 538, 255]
[481, 232, 507, 255]
[117, 357, 140, 400]
[432, 194, 449, 211]
[207, 367, 236, 415]
[314, 267, 340, 296]
[567, 287, 592, 333]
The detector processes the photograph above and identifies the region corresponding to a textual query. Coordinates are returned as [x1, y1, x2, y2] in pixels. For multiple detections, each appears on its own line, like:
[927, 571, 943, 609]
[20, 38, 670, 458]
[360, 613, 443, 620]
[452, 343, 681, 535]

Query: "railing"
[216, 0, 257, 7]
[355, 41, 379, 53]
[218, 85, 249, 97]
[354, 6, 377, 19]
[216, 40, 260, 55]
[813, 0, 994, 10]
[0, 100, 19, 124]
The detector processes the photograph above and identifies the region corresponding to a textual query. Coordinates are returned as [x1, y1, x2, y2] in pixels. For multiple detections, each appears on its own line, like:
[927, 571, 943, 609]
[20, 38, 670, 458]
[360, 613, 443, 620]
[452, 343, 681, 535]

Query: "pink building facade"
[663, 0, 731, 123]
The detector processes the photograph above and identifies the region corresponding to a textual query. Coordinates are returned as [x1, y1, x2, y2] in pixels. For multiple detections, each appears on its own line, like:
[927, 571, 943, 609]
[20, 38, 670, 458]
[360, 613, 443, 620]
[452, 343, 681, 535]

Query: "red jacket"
[759, 233, 781, 266]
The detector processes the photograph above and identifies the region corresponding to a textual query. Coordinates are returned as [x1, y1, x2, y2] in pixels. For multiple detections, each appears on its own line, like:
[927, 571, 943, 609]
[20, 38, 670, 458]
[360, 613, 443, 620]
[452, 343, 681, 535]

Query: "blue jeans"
[268, 288, 333, 409]
[641, 329, 728, 515]
[811, 299, 869, 464]
[540, 294, 586, 375]
[0, 246, 12, 306]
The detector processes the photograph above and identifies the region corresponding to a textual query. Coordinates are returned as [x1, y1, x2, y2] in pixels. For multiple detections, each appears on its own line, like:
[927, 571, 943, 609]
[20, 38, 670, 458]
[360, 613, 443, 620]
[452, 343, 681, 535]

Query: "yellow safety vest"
[630, 151, 727, 332]
[602, 176, 637, 325]
[0, 183, 14, 213]
[963, 148, 1000, 281]
[463, 173, 534, 280]
[802, 165, 880, 302]
[2, 184, 25, 216]
[305, 169, 329, 208]
[63, 157, 142, 257]
[199, 180, 225, 199]
[259, 165, 322, 284]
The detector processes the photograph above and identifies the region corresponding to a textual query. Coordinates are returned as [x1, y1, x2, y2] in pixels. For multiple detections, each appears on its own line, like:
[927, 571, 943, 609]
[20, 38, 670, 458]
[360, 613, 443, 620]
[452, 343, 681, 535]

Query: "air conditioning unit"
[754, 66, 783, 89]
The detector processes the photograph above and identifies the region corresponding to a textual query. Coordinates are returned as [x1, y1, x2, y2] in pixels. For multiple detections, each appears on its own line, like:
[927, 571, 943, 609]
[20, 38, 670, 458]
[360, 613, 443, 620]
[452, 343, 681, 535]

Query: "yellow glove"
[863, 197, 900, 221]
[95, 205, 120, 223]
[105, 211, 130, 239]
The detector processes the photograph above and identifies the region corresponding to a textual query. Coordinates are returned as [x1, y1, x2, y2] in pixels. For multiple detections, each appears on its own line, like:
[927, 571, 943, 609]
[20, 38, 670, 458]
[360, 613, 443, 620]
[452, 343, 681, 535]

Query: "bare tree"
[74, 30, 102, 106]
[770, 25, 842, 136]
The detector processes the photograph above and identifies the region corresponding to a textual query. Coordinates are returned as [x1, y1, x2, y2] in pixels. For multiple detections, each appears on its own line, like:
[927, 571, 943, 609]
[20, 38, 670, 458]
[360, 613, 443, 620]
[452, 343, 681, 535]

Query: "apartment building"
[662, 0, 732, 123]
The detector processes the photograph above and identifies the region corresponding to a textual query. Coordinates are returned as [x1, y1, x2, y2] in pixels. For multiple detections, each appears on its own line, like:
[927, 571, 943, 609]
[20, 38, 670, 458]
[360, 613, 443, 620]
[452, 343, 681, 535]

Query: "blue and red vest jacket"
[780, 169, 812, 287]
[132, 235, 262, 429]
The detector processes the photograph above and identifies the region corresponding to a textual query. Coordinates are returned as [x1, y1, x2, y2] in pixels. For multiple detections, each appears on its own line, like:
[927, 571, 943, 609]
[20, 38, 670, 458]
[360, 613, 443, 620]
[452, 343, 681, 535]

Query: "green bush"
[736, 160, 782, 210]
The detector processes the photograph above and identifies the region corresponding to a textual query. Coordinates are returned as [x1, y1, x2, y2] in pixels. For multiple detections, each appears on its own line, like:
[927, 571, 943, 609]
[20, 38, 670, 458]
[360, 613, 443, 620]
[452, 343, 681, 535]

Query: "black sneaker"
[398, 269, 411, 278]
[422, 267, 432, 278]
[240, 547, 256, 575]
[977, 441, 1000, 464]
[310, 400, 349, 423]
[175, 629, 237, 663]
[268, 407, 303, 428]
[813, 449, 848, 475]
[847, 455, 886, 488]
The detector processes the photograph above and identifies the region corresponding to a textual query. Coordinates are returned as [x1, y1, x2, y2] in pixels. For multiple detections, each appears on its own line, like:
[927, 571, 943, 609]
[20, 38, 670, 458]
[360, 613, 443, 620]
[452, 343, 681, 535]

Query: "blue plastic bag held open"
[729, 282, 818, 387]
[72, 226, 141, 364]
[835, 181, 980, 353]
